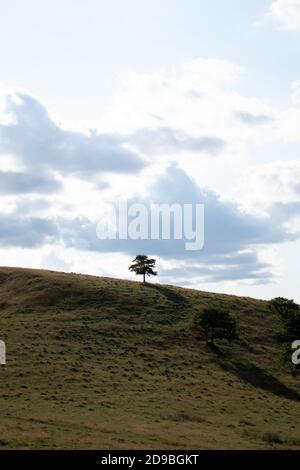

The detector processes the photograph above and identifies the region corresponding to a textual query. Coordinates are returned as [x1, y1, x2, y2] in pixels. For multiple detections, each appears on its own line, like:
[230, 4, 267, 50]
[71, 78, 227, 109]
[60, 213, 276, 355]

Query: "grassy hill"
[0, 266, 299, 450]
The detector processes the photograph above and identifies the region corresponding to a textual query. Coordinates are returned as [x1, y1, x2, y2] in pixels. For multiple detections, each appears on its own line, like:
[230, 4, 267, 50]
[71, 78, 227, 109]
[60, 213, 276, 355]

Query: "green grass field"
[0, 266, 299, 449]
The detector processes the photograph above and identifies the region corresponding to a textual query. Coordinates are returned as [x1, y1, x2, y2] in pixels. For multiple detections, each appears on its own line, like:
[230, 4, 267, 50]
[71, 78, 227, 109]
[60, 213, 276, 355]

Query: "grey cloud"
[0, 171, 61, 194]
[0, 92, 224, 199]
[269, 201, 300, 220]
[131, 127, 225, 155]
[1, 90, 297, 285]
[236, 111, 272, 125]
[58, 165, 297, 283]
[0, 92, 147, 184]
[293, 182, 300, 194]
[1, 164, 298, 283]
[13, 197, 53, 216]
[159, 252, 274, 285]
[0, 212, 58, 247]
[41, 251, 71, 272]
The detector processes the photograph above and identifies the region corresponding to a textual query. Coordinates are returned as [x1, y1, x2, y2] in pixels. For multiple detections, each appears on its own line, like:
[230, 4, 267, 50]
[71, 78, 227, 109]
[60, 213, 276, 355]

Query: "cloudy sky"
[1, 0, 300, 301]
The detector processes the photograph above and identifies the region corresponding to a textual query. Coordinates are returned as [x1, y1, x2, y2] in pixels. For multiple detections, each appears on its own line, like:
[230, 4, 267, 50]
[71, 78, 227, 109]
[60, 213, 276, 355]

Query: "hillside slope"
[0, 267, 299, 449]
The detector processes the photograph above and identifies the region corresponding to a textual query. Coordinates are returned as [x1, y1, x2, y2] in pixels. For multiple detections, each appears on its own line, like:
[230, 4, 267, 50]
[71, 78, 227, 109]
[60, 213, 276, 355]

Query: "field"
[0, 266, 299, 449]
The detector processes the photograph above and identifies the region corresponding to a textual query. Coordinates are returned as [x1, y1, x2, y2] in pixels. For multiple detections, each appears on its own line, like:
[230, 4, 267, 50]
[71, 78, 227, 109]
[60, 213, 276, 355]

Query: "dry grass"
[0, 266, 299, 449]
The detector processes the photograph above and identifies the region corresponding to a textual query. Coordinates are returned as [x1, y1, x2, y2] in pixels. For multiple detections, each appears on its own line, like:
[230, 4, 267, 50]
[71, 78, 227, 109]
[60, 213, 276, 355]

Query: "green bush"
[193, 306, 237, 346]
[269, 297, 300, 376]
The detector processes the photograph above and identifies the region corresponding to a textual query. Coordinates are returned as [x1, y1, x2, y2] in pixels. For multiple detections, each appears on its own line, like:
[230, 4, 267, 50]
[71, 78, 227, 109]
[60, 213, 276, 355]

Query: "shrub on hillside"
[269, 297, 300, 376]
[192, 306, 237, 346]
[269, 297, 300, 341]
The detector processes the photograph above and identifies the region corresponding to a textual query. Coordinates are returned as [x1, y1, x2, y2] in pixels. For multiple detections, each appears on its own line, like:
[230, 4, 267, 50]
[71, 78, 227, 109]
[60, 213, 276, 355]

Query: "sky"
[0, 0, 300, 301]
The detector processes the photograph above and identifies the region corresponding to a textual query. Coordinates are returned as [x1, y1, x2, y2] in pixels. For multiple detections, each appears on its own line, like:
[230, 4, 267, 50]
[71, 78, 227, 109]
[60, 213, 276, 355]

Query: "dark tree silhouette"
[129, 255, 157, 283]
[269, 297, 300, 342]
[193, 306, 237, 346]
[269, 297, 299, 322]
[269, 298, 300, 376]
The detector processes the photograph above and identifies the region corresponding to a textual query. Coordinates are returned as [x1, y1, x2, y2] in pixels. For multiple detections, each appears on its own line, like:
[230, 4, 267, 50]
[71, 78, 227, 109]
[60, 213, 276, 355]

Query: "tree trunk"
[143, 272, 146, 283]
[205, 329, 209, 345]
[211, 327, 215, 345]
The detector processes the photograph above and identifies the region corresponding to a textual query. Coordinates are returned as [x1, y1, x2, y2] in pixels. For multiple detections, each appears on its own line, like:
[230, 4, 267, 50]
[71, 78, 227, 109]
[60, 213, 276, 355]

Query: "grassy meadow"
[0, 267, 299, 449]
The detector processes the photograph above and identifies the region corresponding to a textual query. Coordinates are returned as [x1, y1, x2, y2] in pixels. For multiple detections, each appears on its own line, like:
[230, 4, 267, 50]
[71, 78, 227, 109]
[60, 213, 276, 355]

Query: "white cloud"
[0, 89, 147, 194]
[270, 0, 300, 30]
[291, 80, 300, 105]
[244, 161, 300, 206]
[57, 165, 300, 284]
[1, 57, 300, 289]
[41, 250, 71, 272]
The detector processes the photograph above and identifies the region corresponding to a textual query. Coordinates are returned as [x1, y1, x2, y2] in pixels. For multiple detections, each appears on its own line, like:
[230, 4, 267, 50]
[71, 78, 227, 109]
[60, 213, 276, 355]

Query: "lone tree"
[129, 255, 157, 284]
[193, 306, 237, 346]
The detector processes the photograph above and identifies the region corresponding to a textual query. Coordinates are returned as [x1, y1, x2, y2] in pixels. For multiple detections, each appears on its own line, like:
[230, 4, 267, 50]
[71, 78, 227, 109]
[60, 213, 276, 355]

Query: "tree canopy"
[269, 297, 299, 323]
[129, 255, 157, 283]
[193, 306, 237, 346]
